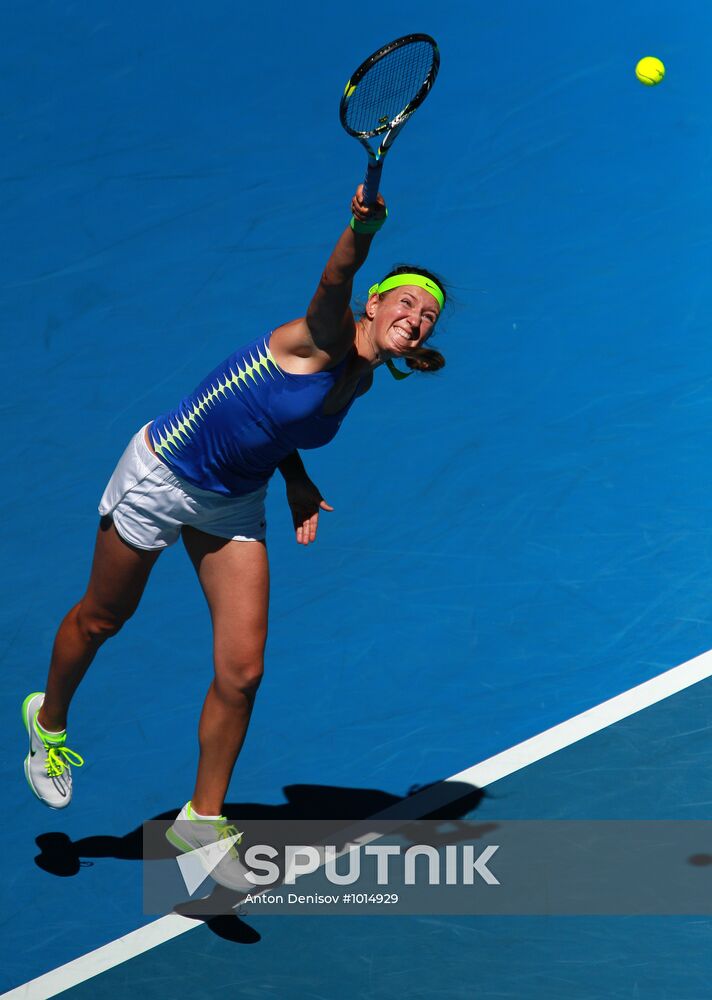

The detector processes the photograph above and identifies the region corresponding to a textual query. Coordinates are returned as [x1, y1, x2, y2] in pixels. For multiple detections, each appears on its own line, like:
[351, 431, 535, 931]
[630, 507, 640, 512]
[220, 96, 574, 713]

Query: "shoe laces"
[215, 822, 243, 859]
[45, 745, 84, 778]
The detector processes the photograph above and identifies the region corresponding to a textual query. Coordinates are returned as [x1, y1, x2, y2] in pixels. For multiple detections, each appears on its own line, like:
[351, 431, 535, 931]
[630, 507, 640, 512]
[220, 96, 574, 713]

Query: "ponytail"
[404, 347, 445, 373]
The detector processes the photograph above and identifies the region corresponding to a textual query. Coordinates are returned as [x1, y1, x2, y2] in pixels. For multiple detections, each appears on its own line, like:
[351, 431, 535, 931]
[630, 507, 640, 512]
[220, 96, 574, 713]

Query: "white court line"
[6, 646, 712, 1000]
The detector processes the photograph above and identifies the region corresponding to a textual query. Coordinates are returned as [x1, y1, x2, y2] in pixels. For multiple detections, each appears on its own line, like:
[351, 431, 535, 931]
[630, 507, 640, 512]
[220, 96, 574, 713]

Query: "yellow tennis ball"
[636, 56, 665, 86]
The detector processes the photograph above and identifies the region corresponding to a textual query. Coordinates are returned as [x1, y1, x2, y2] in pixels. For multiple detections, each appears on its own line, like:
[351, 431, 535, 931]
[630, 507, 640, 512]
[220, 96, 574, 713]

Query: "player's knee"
[215, 654, 264, 699]
[76, 602, 132, 643]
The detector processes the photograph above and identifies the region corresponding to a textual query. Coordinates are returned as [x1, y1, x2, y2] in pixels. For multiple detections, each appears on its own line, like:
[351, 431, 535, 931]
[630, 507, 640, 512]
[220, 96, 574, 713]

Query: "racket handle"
[362, 159, 384, 206]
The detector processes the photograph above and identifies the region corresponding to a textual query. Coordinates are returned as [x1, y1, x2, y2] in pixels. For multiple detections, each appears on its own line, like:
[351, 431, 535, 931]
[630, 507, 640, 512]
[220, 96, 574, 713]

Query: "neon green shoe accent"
[166, 823, 243, 858]
[22, 693, 84, 777]
[215, 823, 243, 859]
[23, 693, 67, 745]
[45, 745, 84, 778]
[21, 692, 44, 730]
[165, 826, 195, 854]
[168, 803, 243, 860]
[35, 716, 66, 744]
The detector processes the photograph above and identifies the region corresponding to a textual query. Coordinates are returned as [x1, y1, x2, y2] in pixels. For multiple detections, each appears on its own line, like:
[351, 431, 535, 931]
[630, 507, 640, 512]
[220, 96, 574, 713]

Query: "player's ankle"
[189, 798, 223, 819]
[37, 706, 66, 734]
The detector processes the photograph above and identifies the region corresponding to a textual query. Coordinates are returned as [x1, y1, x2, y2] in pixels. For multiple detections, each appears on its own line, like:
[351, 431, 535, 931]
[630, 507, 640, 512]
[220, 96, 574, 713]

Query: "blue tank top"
[148, 332, 360, 496]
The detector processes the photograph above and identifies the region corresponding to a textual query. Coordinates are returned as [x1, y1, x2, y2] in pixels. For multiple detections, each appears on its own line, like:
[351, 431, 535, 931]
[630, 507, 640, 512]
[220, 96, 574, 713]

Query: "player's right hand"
[351, 185, 387, 222]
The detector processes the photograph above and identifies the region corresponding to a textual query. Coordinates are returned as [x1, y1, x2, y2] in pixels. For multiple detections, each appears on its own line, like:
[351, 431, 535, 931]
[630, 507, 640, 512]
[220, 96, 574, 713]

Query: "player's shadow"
[34, 779, 489, 945]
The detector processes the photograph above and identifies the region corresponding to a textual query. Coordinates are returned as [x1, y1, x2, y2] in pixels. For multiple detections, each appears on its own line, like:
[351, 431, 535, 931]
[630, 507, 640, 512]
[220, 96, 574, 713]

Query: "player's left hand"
[286, 477, 334, 545]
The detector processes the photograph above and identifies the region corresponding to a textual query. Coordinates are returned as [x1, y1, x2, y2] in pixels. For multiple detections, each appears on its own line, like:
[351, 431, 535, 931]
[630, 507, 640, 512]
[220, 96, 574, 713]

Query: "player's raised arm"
[304, 185, 387, 352]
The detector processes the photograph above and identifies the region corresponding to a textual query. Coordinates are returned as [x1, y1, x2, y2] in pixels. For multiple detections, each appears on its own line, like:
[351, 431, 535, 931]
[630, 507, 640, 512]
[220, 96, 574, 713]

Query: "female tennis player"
[22, 184, 446, 883]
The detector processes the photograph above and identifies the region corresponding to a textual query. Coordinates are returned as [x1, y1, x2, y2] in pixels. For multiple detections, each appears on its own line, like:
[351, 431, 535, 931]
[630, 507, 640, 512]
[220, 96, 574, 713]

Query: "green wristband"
[350, 210, 388, 235]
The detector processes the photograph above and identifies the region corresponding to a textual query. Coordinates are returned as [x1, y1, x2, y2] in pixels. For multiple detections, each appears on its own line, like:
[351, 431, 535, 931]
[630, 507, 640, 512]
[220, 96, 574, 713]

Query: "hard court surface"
[3, 2, 712, 997]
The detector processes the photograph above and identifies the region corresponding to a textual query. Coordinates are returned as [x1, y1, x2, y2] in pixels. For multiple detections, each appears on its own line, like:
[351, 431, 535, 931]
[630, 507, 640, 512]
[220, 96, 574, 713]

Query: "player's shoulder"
[271, 318, 316, 360]
[270, 318, 352, 375]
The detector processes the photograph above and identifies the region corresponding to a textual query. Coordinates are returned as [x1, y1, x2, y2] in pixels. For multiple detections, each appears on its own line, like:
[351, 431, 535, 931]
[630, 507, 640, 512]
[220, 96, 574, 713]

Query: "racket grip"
[362, 160, 384, 206]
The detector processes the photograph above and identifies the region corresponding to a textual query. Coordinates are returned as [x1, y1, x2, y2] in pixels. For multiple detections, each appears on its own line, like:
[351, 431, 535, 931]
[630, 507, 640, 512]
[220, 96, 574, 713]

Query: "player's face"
[371, 286, 440, 356]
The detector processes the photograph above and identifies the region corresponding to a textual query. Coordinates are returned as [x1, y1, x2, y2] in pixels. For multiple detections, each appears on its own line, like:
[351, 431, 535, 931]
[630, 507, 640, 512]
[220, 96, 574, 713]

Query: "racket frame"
[340, 33, 440, 205]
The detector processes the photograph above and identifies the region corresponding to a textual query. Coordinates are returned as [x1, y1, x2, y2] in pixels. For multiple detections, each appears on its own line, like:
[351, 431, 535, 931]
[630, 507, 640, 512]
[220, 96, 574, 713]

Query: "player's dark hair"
[379, 264, 447, 373]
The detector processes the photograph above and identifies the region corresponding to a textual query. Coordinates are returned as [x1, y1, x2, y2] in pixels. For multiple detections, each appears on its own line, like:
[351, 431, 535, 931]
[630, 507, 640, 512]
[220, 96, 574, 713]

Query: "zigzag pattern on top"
[152, 339, 283, 460]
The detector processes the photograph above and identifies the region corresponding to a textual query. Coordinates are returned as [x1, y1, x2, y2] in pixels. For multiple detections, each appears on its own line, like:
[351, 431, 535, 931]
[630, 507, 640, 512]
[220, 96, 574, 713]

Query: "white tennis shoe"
[22, 692, 84, 809]
[166, 802, 252, 892]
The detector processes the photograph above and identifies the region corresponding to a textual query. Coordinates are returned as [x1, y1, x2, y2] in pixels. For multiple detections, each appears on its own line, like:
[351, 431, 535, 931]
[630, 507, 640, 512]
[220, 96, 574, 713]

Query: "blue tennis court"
[15, 663, 712, 999]
[4, 0, 712, 996]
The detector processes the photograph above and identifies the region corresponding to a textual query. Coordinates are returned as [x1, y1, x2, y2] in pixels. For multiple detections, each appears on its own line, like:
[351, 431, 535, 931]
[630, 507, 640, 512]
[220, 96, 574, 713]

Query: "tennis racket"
[340, 33, 440, 206]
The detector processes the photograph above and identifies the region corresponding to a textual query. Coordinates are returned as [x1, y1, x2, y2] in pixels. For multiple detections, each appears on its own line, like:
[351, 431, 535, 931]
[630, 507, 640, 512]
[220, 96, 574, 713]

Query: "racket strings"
[345, 40, 435, 135]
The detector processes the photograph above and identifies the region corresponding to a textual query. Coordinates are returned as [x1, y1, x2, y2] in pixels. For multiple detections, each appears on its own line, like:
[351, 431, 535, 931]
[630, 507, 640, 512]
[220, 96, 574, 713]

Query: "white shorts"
[98, 424, 267, 551]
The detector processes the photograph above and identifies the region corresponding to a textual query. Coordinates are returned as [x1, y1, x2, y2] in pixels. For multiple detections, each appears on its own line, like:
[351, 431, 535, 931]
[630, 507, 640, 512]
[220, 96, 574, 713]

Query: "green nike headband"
[368, 273, 445, 309]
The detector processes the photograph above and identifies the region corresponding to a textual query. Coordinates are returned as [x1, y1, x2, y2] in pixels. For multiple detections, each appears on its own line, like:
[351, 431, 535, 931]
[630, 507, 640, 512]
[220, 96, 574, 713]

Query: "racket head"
[340, 33, 440, 139]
